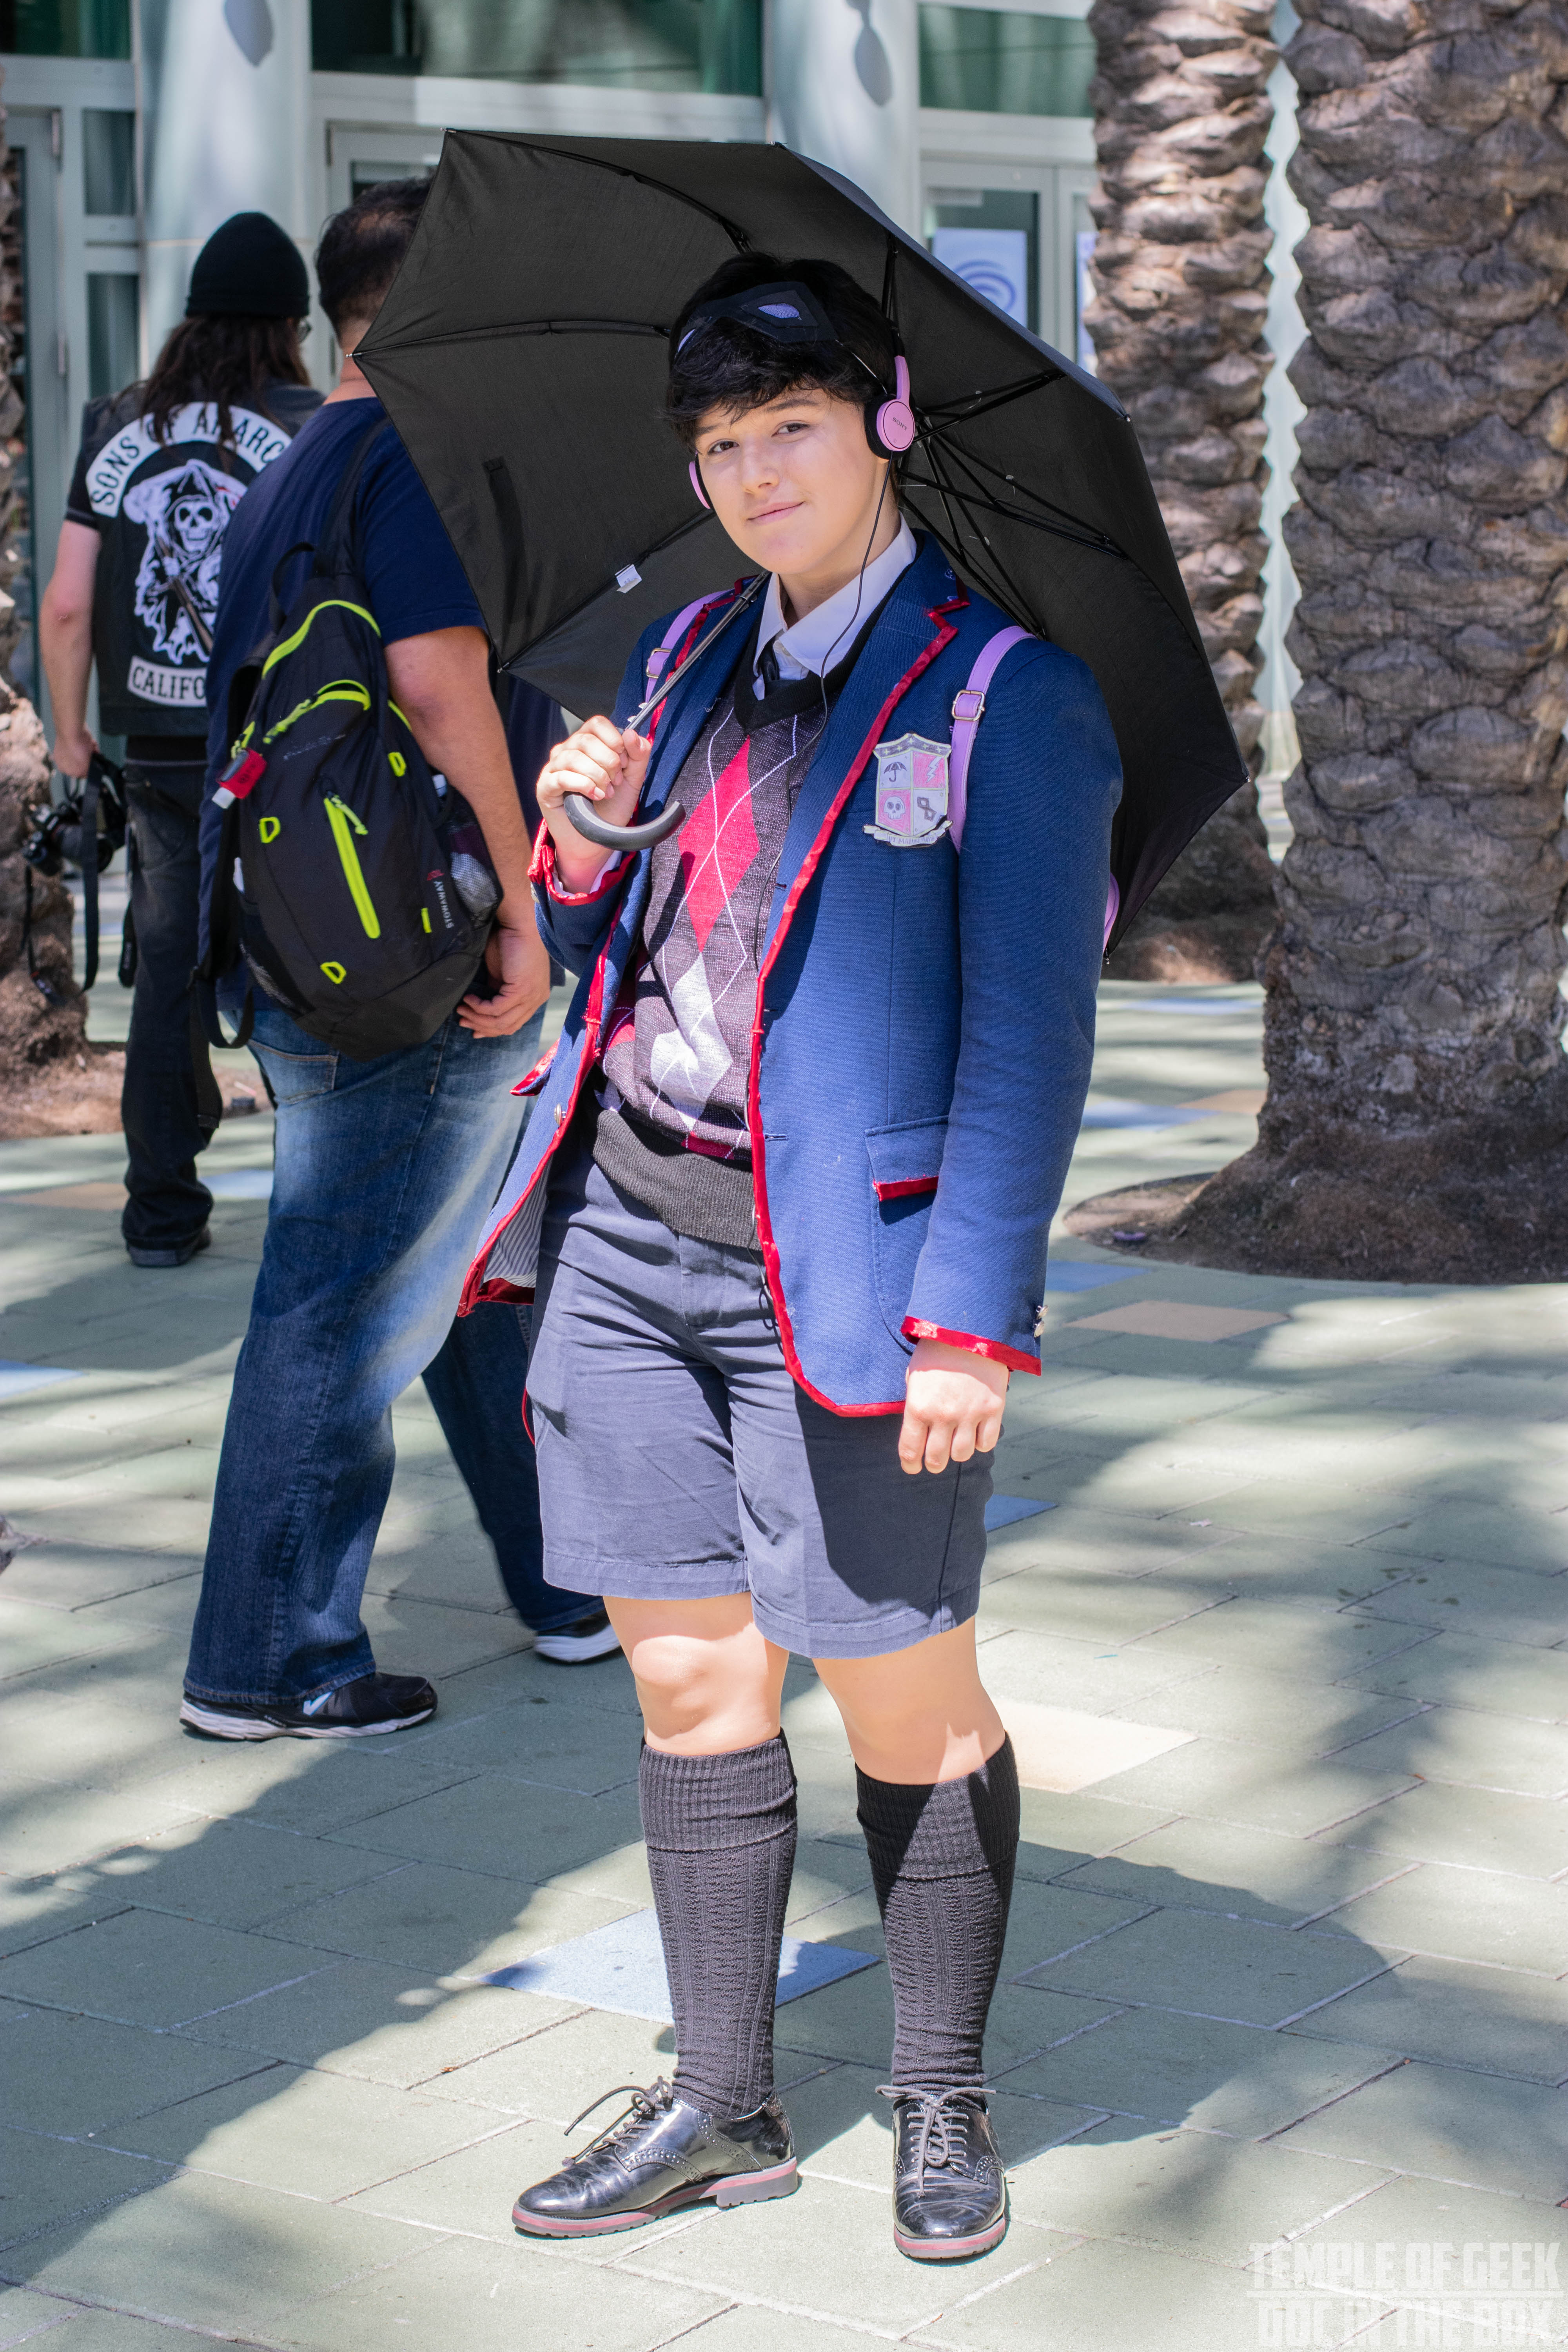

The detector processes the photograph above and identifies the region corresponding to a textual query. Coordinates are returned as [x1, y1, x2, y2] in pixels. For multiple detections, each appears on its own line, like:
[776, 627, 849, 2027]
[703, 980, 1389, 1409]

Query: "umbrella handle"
[565, 794, 686, 852]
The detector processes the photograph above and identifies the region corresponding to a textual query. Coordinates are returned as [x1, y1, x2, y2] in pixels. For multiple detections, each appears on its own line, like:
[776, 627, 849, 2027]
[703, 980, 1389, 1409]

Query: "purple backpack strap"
[645, 595, 722, 697]
[948, 621, 1120, 947]
[948, 625, 1029, 852]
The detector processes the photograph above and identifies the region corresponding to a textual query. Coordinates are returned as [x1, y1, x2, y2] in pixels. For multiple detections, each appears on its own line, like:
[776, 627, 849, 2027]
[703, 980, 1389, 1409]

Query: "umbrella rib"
[935, 436, 1127, 550]
[907, 443, 1047, 635]
[919, 372, 1062, 426]
[903, 457, 1120, 563]
[362, 319, 673, 354]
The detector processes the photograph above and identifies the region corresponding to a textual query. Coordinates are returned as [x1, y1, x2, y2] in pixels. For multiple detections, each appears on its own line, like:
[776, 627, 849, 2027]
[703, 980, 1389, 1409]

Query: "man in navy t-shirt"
[181, 181, 614, 1749]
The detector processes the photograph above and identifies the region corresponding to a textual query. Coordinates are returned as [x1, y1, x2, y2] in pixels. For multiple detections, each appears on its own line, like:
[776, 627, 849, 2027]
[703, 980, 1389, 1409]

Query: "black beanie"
[186, 212, 309, 320]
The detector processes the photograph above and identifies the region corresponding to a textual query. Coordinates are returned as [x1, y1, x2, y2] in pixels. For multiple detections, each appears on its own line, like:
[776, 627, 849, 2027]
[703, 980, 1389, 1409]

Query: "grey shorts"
[526, 1145, 991, 1660]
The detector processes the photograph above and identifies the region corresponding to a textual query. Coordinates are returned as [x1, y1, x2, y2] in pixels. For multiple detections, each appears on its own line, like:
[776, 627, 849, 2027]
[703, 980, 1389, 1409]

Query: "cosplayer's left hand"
[900, 1339, 1008, 1475]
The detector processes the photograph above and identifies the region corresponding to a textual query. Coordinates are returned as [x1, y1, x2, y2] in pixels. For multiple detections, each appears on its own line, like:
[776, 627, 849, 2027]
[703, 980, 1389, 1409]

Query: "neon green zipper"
[324, 796, 380, 939]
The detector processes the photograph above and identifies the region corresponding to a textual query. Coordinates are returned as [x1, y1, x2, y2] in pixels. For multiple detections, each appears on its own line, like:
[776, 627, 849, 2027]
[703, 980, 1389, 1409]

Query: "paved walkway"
[1, 983, 1565, 2352]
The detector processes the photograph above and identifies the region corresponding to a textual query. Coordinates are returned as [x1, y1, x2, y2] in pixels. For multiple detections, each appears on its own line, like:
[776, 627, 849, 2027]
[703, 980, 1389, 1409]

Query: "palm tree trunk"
[0, 71, 107, 1136]
[1174, 0, 1568, 1278]
[1088, 0, 1280, 980]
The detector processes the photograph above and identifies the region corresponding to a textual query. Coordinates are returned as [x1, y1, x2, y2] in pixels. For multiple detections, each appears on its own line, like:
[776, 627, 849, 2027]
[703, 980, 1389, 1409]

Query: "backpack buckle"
[951, 687, 985, 725]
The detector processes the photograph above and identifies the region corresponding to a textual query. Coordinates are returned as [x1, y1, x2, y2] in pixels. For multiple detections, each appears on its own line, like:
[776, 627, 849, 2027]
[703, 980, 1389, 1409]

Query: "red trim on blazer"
[902, 1317, 1040, 1376]
[747, 601, 965, 1417]
[511, 1042, 557, 1099]
[533, 828, 629, 906]
[464, 593, 746, 1319]
[874, 1175, 940, 1202]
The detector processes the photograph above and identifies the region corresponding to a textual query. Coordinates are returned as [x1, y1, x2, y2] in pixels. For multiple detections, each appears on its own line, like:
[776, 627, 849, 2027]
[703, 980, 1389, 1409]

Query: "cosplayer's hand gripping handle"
[565, 793, 685, 852]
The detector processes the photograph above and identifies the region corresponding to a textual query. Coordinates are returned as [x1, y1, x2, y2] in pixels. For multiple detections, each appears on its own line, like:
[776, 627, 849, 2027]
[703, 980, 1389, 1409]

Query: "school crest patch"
[864, 733, 951, 847]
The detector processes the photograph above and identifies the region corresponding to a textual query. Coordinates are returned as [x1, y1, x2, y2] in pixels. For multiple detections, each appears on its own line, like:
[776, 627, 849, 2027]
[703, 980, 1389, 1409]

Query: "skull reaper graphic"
[123, 461, 245, 665]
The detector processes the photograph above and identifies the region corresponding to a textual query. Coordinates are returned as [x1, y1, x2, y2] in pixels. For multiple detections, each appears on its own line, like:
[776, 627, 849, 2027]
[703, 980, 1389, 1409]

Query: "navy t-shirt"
[198, 395, 486, 965]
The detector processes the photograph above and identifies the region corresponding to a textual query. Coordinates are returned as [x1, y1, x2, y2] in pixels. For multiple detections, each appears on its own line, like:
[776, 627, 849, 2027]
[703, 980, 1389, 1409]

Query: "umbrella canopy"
[357, 133, 1246, 947]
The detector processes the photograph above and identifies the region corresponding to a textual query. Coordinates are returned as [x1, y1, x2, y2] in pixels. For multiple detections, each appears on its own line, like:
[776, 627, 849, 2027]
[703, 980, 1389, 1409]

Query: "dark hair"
[136, 313, 310, 446]
[315, 176, 430, 338]
[666, 254, 899, 449]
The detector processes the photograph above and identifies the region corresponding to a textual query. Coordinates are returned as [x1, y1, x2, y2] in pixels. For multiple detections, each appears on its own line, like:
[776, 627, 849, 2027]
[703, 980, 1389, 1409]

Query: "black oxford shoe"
[512, 2078, 797, 2237]
[881, 2086, 1008, 2261]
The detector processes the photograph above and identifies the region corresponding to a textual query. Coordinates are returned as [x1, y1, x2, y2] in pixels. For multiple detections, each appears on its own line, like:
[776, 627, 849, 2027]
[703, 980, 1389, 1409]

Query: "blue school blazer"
[462, 534, 1122, 1415]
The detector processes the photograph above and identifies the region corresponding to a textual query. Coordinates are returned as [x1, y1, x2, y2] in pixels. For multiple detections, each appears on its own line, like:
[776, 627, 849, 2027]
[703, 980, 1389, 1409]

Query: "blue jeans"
[185, 1000, 596, 1705]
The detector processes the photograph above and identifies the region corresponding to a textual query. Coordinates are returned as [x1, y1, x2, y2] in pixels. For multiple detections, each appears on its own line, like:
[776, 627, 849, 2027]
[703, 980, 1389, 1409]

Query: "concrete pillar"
[767, 0, 921, 236]
[139, 0, 313, 361]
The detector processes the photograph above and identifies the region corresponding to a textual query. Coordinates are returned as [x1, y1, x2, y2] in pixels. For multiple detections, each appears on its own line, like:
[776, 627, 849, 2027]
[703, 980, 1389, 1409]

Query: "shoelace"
[877, 2086, 985, 2185]
[563, 2078, 673, 2155]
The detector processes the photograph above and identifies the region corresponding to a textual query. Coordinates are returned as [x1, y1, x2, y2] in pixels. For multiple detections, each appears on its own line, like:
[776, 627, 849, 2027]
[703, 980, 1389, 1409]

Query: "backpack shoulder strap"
[948, 624, 1030, 852]
[644, 594, 726, 699]
[315, 415, 393, 578]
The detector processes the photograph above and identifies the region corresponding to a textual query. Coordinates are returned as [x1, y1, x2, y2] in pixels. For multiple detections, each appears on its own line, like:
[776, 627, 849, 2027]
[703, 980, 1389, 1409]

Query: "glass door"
[922, 163, 1095, 365]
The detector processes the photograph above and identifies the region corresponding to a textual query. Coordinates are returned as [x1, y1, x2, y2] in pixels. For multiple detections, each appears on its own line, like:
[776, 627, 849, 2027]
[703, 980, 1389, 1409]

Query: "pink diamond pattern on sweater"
[676, 741, 759, 951]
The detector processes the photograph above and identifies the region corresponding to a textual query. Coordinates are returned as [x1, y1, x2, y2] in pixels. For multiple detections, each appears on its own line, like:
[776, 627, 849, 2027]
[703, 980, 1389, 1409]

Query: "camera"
[22, 752, 128, 878]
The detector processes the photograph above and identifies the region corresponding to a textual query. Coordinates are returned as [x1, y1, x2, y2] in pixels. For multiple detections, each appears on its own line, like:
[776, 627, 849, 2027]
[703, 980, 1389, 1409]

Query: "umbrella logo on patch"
[866, 734, 951, 847]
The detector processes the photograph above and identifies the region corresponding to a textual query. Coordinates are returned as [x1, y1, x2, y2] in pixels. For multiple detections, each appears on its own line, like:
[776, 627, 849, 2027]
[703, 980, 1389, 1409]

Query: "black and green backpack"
[194, 417, 497, 1068]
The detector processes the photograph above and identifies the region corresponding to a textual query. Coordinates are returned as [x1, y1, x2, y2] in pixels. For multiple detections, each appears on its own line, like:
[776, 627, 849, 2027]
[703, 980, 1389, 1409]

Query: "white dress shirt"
[753, 518, 918, 695]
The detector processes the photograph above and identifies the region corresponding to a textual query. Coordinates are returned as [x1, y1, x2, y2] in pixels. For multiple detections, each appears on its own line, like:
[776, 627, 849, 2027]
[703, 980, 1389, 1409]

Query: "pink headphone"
[690, 356, 918, 508]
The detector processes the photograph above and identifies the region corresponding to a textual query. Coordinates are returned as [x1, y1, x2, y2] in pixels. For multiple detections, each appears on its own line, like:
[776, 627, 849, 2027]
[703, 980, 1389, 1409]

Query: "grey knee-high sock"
[640, 1734, 797, 2123]
[856, 1735, 1020, 2093]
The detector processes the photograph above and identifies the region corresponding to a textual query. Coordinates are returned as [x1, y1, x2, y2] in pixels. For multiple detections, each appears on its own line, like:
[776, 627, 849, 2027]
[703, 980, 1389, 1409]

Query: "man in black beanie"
[39, 211, 320, 1267]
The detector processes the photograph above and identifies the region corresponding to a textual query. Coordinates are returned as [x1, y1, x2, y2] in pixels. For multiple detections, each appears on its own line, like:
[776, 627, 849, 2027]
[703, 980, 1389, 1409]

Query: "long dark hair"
[136, 314, 310, 446]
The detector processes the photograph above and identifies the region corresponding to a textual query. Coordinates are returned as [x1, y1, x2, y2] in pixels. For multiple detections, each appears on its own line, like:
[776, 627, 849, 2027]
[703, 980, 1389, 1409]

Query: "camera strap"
[78, 766, 100, 989]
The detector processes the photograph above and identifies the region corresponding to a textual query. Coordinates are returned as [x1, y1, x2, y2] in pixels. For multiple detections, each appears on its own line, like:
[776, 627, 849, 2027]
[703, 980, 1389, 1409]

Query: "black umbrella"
[357, 133, 1246, 947]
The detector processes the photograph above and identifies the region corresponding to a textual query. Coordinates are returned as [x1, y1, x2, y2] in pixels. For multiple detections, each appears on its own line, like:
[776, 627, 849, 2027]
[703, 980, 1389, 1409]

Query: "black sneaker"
[179, 1670, 436, 1740]
[512, 2078, 797, 2237]
[128, 1227, 211, 1269]
[881, 2087, 1008, 2261]
[533, 1608, 621, 1664]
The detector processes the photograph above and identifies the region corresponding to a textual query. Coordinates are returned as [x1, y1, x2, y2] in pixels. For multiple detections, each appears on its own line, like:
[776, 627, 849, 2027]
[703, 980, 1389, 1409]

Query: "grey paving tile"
[1020, 1907, 1389, 2028]
[14, 2172, 428, 2334]
[1126, 1597, 1432, 1677]
[424, 2004, 676, 2120]
[325, 1772, 646, 1886]
[999, 2118, 1386, 2263]
[0, 2129, 172, 2255]
[337, 2115, 559, 2239]
[0, 1689, 210, 1798]
[408, 1695, 645, 1796]
[262, 1862, 638, 1978]
[1313, 1779, 1568, 1877]
[908, 2234, 1261, 2352]
[1099, 1665, 1419, 1759]
[0, 1544, 202, 1614]
[977, 1574, 1230, 1647]
[179, 1957, 575, 2088]
[1326, 1708, 1568, 1798]
[1012, 1787, 1184, 1880]
[995, 2005, 1398, 2139]
[772, 1959, 1084, 2076]
[998, 1880, 1156, 1975]
[1356, 1564, 1568, 1648]
[0, 2284, 83, 2346]
[355, 1590, 532, 1681]
[146, 1735, 486, 1840]
[272, 2228, 724, 2352]
[1056, 1815, 1405, 1928]
[0, 1782, 210, 1880]
[1272, 2058, 1568, 2200]
[115, 2064, 497, 2200]
[627, 2169, 978, 2333]
[1336, 1630, 1568, 1720]
[5, 2311, 260, 2350]
[1357, 1508, 1568, 1574]
[666, 2307, 913, 2352]
[1, 2009, 274, 2138]
[1064, 1736, 1417, 1840]
[77, 1819, 404, 1932]
[976, 1624, 1219, 1714]
[0, 1908, 330, 2030]
[1321, 1862, 1568, 1974]
[1283, 2169, 1568, 2300]
[1289, 1952, 1568, 2081]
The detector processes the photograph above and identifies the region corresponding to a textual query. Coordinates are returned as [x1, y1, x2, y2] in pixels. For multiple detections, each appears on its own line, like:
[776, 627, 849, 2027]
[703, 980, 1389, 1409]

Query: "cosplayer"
[464, 256, 1121, 2261]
